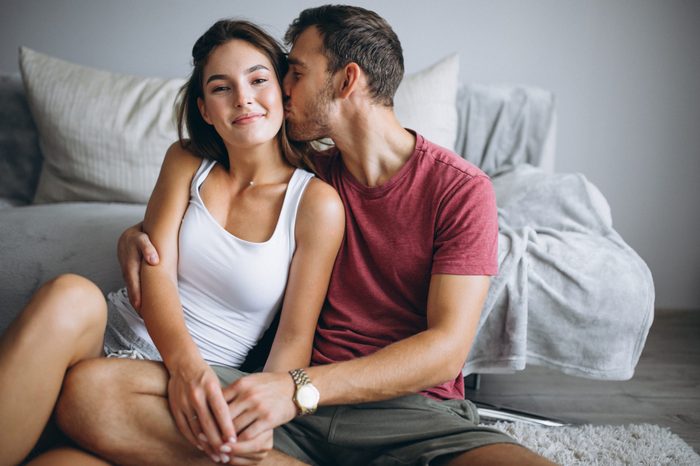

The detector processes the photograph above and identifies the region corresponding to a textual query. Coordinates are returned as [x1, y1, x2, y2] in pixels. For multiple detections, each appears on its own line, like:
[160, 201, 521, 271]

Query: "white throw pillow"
[394, 54, 459, 150]
[19, 47, 184, 204]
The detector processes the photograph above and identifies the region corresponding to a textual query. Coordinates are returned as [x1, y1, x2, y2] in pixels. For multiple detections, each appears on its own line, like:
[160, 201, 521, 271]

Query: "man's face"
[283, 26, 335, 142]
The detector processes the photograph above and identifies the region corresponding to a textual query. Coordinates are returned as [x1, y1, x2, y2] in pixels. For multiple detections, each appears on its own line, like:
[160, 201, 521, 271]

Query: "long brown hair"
[177, 19, 315, 172]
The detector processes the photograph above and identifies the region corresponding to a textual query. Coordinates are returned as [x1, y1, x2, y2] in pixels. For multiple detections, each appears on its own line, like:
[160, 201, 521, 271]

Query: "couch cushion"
[19, 47, 183, 204]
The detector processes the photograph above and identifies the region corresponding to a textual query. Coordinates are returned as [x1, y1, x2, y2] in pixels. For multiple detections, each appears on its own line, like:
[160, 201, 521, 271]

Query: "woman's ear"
[337, 62, 362, 99]
[197, 97, 213, 125]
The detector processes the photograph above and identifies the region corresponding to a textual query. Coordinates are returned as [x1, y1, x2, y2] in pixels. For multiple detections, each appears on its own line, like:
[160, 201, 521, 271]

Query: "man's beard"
[286, 78, 334, 142]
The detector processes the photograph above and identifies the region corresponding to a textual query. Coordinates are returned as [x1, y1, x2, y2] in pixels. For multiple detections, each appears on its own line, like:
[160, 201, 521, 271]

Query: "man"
[57, 5, 554, 465]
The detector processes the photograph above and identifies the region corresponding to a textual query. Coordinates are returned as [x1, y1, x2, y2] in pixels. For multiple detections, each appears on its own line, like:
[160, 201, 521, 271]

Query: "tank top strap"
[190, 158, 217, 198]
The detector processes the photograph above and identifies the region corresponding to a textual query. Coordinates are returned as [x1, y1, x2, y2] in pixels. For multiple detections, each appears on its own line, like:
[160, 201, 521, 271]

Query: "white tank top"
[115, 159, 314, 367]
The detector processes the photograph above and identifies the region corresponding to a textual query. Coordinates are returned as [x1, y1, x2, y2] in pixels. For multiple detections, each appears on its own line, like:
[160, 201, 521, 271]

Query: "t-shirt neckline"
[338, 131, 424, 197]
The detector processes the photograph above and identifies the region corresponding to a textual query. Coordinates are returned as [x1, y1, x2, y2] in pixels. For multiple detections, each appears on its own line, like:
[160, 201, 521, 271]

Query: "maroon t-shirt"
[310, 133, 498, 400]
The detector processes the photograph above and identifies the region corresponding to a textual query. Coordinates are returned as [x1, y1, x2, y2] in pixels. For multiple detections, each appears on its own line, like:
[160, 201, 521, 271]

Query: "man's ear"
[337, 62, 362, 99]
[197, 97, 213, 125]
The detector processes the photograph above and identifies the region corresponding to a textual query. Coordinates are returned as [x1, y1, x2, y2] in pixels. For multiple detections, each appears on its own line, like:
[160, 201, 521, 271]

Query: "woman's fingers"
[185, 412, 220, 461]
[168, 369, 225, 461]
[207, 383, 237, 445]
[193, 392, 225, 452]
[226, 429, 273, 465]
[170, 397, 201, 450]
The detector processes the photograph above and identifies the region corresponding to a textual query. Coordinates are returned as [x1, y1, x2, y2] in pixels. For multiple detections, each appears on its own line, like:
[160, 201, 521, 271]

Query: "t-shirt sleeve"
[432, 174, 499, 276]
[308, 147, 338, 182]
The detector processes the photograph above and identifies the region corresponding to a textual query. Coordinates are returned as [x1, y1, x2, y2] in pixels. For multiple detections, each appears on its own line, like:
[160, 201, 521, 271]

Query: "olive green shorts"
[212, 366, 517, 466]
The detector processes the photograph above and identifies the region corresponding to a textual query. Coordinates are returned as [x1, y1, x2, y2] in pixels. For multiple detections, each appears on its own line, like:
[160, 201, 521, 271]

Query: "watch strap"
[289, 368, 312, 387]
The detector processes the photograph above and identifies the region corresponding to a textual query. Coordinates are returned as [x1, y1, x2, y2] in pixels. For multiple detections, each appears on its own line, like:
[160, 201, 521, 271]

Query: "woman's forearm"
[139, 264, 202, 372]
[263, 337, 312, 373]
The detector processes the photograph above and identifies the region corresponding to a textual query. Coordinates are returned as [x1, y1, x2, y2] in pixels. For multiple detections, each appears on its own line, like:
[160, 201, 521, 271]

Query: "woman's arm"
[139, 144, 198, 366]
[220, 177, 343, 455]
[137, 143, 234, 458]
[263, 178, 345, 373]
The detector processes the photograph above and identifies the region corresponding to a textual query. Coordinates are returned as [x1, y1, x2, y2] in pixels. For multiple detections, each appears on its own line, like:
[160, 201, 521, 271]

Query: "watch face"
[297, 384, 320, 408]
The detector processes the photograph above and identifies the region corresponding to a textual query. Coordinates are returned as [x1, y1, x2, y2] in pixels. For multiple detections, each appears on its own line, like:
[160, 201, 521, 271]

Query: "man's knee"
[55, 358, 121, 448]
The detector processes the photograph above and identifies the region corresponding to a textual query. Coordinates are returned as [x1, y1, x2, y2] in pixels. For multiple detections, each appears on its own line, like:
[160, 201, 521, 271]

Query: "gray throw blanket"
[453, 83, 653, 380]
[465, 164, 654, 379]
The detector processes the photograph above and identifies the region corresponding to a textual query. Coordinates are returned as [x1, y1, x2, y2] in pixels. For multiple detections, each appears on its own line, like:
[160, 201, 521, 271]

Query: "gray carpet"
[490, 422, 700, 465]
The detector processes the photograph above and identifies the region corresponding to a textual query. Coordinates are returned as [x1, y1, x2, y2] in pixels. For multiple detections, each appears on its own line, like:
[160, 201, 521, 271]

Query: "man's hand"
[117, 221, 160, 310]
[222, 372, 298, 460]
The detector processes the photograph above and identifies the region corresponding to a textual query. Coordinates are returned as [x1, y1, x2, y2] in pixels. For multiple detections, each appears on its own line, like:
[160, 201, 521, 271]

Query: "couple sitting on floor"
[0, 5, 554, 466]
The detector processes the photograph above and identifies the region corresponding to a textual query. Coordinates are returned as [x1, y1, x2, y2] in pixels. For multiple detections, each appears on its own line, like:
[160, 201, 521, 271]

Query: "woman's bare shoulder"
[296, 177, 345, 234]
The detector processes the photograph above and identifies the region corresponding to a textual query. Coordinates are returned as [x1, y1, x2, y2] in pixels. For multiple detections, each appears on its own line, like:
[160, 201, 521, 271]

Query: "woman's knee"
[29, 274, 107, 334]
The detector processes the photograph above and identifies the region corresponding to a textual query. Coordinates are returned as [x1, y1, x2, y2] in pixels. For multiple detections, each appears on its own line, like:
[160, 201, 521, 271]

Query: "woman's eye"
[252, 78, 268, 85]
[212, 86, 229, 93]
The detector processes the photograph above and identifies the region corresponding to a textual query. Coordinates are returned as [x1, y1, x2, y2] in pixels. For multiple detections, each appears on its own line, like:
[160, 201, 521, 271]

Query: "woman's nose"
[233, 86, 252, 107]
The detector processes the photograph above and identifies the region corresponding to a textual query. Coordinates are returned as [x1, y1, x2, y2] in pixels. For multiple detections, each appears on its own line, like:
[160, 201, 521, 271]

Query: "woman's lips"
[233, 112, 264, 124]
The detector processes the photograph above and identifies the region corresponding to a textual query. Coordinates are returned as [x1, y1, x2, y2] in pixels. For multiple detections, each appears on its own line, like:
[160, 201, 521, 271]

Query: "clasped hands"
[168, 363, 297, 465]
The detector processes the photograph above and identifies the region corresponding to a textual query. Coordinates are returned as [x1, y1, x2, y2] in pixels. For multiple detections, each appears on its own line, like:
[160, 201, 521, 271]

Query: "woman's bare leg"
[26, 447, 111, 466]
[0, 274, 107, 465]
[57, 358, 308, 466]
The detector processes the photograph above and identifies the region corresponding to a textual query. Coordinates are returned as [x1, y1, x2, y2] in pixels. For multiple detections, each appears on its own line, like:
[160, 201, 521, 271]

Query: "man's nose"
[282, 73, 292, 97]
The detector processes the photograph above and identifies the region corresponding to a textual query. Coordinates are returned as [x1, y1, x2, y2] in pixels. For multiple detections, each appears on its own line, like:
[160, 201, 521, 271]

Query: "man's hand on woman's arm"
[117, 221, 159, 310]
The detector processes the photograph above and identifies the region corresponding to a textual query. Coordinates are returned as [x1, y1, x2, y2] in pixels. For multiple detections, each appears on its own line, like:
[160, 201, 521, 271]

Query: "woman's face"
[198, 39, 283, 152]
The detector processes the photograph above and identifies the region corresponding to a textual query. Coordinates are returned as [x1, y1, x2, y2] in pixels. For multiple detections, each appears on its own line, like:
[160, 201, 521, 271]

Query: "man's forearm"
[305, 328, 470, 406]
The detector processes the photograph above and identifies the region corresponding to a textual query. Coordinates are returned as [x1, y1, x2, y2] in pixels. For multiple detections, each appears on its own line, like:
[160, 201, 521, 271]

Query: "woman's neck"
[223, 139, 292, 188]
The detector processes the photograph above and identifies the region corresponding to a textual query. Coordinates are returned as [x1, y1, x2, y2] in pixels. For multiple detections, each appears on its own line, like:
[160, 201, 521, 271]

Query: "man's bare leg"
[437, 443, 557, 466]
[0, 274, 107, 465]
[56, 358, 307, 466]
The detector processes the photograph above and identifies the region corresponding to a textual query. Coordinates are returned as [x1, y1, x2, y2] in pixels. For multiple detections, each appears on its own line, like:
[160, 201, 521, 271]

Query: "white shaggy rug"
[490, 422, 700, 465]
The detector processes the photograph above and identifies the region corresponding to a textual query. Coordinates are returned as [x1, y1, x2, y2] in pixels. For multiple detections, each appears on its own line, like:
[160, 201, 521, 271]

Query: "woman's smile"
[233, 112, 266, 125]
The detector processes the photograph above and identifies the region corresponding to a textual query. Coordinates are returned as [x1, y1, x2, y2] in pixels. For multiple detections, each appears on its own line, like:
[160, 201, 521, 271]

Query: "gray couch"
[0, 70, 655, 380]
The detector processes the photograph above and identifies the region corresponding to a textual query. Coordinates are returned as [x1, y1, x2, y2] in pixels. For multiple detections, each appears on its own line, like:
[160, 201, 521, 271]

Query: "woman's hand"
[167, 358, 237, 463]
[117, 221, 160, 311]
[223, 428, 273, 465]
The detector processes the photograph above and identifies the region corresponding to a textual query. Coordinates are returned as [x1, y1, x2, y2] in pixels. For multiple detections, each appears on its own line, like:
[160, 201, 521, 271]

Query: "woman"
[0, 19, 344, 465]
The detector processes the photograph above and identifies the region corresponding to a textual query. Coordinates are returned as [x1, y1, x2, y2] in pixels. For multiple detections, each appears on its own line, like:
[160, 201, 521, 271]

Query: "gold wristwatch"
[289, 368, 319, 416]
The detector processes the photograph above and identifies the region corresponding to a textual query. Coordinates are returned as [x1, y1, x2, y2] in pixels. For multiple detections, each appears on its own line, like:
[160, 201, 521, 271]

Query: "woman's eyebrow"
[205, 65, 270, 84]
[206, 74, 227, 84]
[246, 64, 270, 73]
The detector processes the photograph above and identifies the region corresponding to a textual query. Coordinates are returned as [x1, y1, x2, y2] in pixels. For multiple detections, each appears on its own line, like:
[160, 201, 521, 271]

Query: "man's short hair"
[285, 5, 404, 107]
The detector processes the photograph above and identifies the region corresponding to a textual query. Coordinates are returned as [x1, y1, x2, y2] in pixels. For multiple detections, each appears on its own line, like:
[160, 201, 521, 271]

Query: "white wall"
[1, 0, 698, 309]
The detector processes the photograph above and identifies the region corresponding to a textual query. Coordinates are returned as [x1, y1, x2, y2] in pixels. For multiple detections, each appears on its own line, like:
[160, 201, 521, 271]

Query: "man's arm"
[308, 273, 488, 403]
[223, 273, 489, 442]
